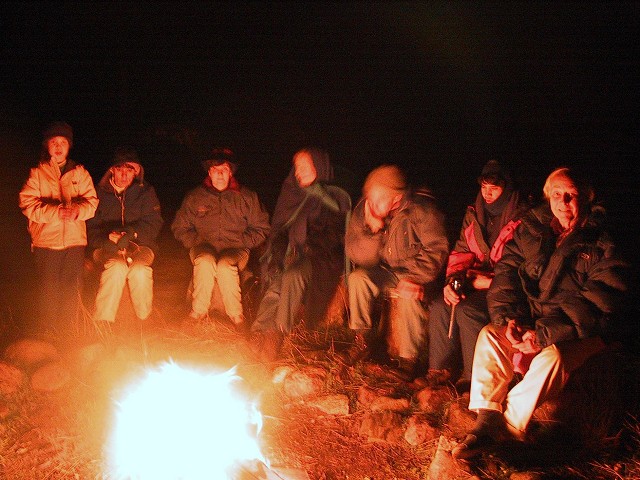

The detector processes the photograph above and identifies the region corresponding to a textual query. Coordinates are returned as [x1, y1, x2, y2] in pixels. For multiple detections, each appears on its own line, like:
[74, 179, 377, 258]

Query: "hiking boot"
[260, 329, 285, 363]
[248, 330, 265, 358]
[387, 357, 418, 382]
[336, 330, 371, 366]
[451, 409, 513, 462]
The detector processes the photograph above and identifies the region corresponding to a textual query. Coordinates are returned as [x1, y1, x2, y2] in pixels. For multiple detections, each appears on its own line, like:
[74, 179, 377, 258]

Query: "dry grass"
[1, 238, 639, 479]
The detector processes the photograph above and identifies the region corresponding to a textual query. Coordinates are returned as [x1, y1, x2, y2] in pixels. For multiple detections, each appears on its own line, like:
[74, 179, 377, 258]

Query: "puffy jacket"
[172, 181, 270, 253]
[346, 190, 449, 286]
[487, 203, 630, 348]
[87, 169, 163, 254]
[19, 159, 98, 250]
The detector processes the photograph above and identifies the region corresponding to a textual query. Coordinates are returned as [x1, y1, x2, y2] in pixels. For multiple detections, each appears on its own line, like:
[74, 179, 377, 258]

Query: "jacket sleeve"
[171, 194, 199, 249]
[127, 185, 163, 247]
[86, 198, 110, 250]
[487, 223, 532, 327]
[19, 168, 62, 223]
[71, 166, 98, 221]
[240, 190, 271, 250]
[345, 199, 384, 268]
[400, 204, 449, 285]
[445, 208, 476, 280]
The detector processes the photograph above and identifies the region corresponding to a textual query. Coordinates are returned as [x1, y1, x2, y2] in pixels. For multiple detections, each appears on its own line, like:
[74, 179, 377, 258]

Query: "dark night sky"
[1, 1, 639, 254]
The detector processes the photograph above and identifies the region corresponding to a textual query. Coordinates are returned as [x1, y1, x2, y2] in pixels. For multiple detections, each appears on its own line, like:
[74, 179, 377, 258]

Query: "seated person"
[171, 148, 270, 331]
[87, 146, 163, 329]
[250, 147, 351, 362]
[341, 164, 449, 382]
[453, 167, 631, 461]
[427, 160, 529, 390]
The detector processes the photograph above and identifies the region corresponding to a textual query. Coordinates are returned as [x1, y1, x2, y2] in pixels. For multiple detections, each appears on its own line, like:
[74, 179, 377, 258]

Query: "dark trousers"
[33, 246, 85, 339]
[428, 289, 490, 381]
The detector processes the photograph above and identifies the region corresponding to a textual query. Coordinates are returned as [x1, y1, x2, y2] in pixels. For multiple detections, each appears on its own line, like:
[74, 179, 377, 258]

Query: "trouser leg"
[33, 247, 64, 330]
[504, 336, 606, 433]
[95, 257, 129, 322]
[252, 277, 282, 332]
[126, 246, 155, 320]
[273, 258, 312, 333]
[217, 248, 250, 319]
[190, 249, 217, 316]
[387, 295, 427, 360]
[456, 290, 490, 381]
[428, 297, 459, 370]
[58, 246, 85, 327]
[347, 266, 390, 330]
[469, 324, 516, 413]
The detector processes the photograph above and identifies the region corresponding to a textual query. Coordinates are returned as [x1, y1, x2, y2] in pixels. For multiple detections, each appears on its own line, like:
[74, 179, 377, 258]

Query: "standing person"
[427, 160, 529, 390]
[19, 121, 98, 343]
[87, 146, 163, 333]
[452, 167, 631, 461]
[172, 148, 270, 332]
[250, 147, 351, 362]
[340, 164, 449, 382]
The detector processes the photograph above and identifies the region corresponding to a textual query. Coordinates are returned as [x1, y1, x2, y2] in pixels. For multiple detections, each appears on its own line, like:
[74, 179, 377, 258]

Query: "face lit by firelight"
[548, 174, 580, 229]
[294, 151, 317, 187]
[366, 185, 402, 220]
[112, 163, 138, 189]
[209, 163, 232, 191]
[47, 136, 69, 165]
[480, 182, 504, 204]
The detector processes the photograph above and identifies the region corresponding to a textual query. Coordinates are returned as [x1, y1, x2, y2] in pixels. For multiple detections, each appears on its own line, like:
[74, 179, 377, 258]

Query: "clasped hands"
[58, 204, 80, 220]
[506, 319, 541, 355]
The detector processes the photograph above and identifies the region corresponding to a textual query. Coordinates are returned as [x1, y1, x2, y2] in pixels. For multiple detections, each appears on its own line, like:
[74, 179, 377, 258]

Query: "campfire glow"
[106, 362, 265, 479]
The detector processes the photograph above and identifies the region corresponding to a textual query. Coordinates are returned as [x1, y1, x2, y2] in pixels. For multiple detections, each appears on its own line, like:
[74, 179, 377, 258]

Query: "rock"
[404, 415, 439, 445]
[65, 342, 107, 376]
[356, 386, 379, 407]
[3, 338, 59, 369]
[272, 365, 295, 384]
[370, 396, 410, 412]
[306, 394, 350, 415]
[428, 435, 474, 480]
[444, 400, 476, 438]
[0, 361, 24, 395]
[283, 370, 324, 398]
[415, 386, 455, 414]
[359, 411, 405, 443]
[31, 360, 71, 392]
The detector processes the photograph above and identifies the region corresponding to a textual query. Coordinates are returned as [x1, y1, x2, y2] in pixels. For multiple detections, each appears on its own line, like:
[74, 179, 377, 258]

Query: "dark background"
[1, 2, 639, 329]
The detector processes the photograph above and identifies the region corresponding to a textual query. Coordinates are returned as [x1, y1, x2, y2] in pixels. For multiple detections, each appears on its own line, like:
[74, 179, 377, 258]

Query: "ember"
[105, 362, 264, 479]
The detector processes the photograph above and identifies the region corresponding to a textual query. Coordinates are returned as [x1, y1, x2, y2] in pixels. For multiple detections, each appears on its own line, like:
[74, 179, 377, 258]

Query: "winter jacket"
[487, 203, 629, 348]
[446, 189, 528, 282]
[19, 159, 98, 250]
[346, 190, 449, 287]
[87, 167, 163, 254]
[172, 181, 270, 253]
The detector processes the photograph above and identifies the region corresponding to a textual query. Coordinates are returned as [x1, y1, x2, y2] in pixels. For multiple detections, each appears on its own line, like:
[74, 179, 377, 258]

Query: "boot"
[387, 357, 418, 382]
[337, 329, 371, 366]
[260, 329, 285, 363]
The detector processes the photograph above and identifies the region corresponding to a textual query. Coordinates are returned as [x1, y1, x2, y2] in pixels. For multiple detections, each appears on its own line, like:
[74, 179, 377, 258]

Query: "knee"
[103, 259, 128, 277]
[128, 264, 152, 283]
[217, 258, 239, 274]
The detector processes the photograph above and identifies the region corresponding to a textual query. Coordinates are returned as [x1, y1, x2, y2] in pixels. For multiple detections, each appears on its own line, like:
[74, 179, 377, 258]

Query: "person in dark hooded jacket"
[87, 146, 163, 327]
[452, 167, 631, 462]
[250, 147, 351, 361]
[172, 148, 270, 331]
[427, 160, 529, 390]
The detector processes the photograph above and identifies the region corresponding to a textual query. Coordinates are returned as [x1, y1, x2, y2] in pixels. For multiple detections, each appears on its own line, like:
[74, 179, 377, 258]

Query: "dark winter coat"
[171, 178, 270, 253]
[487, 203, 630, 348]
[346, 190, 449, 288]
[87, 168, 163, 254]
